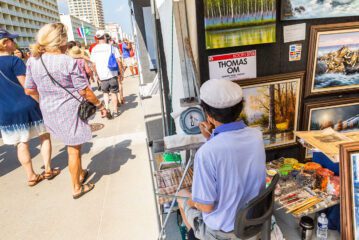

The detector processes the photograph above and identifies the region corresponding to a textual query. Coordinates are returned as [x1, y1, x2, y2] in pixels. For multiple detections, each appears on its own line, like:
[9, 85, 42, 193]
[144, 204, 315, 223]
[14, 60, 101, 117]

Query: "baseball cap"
[95, 30, 106, 38]
[0, 29, 19, 40]
[200, 79, 243, 109]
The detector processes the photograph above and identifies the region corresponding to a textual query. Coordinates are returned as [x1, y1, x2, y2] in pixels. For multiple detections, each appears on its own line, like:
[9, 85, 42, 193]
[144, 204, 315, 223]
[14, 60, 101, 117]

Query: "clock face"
[180, 107, 205, 135]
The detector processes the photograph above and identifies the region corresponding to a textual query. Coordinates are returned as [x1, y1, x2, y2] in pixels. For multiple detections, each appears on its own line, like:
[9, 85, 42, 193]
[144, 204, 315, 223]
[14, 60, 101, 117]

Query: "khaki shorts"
[183, 200, 240, 240]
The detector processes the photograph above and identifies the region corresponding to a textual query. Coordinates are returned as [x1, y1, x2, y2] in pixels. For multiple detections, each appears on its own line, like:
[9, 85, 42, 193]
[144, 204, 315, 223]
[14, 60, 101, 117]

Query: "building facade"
[105, 23, 123, 42]
[68, 0, 105, 29]
[0, 0, 59, 48]
[60, 14, 97, 46]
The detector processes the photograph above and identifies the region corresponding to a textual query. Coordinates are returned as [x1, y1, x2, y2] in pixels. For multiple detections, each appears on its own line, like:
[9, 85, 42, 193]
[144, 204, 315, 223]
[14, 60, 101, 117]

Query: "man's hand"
[199, 121, 214, 139]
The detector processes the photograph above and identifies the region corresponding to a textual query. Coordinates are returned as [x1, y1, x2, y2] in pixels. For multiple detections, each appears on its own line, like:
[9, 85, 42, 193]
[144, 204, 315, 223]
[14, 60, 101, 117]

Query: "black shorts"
[100, 77, 119, 93]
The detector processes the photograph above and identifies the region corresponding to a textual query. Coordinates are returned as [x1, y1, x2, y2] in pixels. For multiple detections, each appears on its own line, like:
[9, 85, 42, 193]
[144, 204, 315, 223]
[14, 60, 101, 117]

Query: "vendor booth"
[143, 0, 359, 239]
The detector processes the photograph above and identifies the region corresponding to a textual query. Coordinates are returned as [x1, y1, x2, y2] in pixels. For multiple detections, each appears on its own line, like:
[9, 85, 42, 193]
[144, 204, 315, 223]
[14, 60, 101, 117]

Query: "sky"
[57, 0, 133, 34]
[319, 31, 359, 47]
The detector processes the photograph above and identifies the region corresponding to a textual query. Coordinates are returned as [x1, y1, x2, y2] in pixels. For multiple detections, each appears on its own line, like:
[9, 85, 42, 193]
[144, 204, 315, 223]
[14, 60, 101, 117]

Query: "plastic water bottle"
[317, 213, 328, 239]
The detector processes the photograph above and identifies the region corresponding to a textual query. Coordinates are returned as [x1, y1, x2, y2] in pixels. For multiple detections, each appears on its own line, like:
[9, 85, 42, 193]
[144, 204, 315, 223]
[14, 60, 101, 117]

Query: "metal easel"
[157, 143, 201, 240]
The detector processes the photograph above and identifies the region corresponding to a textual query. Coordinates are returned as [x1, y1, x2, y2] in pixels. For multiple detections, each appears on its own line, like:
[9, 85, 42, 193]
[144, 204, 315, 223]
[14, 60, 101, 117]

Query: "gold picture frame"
[234, 72, 304, 150]
[306, 22, 359, 97]
[340, 142, 359, 240]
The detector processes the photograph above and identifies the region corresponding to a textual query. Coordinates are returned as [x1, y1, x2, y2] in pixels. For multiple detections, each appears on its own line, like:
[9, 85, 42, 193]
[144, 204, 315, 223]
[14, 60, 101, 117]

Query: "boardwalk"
[0, 75, 159, 240]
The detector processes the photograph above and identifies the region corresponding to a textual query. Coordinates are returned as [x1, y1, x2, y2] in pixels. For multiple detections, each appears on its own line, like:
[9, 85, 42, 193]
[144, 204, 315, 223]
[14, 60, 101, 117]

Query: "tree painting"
[203, 0, 276, 49]
[240, 81, 298, 148]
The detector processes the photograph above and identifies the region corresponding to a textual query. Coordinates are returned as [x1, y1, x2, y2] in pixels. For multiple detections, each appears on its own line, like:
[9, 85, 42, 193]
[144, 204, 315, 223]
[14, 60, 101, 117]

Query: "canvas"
[203, 0, 276, 49]
[306, 23, 359, 97]
[281, 0, 359, 20]
[309, 103, 359, 133]
[237, 73, 303, 149]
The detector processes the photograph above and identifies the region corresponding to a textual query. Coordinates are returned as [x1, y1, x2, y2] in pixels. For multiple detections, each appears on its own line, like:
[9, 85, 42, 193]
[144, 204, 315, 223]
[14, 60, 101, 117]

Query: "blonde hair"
[31, 22, 67, 58]
[0, 38, 10, 52]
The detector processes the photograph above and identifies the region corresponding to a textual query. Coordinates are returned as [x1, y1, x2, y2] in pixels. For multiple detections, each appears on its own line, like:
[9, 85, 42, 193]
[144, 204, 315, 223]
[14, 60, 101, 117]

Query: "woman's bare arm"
[19, 75, 39, 102]
[78, 87, 107, 117]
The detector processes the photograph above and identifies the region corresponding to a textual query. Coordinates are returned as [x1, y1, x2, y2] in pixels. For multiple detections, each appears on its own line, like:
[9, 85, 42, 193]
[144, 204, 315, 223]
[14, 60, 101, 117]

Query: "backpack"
[108, 45, 119, 71]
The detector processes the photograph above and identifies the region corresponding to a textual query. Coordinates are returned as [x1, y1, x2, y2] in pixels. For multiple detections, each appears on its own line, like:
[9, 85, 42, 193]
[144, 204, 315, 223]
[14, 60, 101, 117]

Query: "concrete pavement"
[0, 75, 159, 239]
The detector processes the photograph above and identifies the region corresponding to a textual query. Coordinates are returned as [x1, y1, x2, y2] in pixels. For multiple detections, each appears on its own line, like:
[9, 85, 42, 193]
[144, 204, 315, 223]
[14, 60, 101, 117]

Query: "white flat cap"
[200, 79, 243, 108]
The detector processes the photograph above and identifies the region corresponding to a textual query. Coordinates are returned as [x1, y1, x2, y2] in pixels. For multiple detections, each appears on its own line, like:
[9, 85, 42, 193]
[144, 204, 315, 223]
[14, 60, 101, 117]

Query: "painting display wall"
[235, 72, 304, 149]
[196, 0, 359, 161]
[281, 0, 359, 20]
[203, 0, 276, 49]
[306, 23, 359, 97]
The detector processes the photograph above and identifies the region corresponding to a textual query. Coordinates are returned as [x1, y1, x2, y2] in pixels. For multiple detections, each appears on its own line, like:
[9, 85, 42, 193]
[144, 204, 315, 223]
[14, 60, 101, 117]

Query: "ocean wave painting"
[313, 31, 359, 91]
[281, 0, 359, 20]
[314, 73, 359, 89]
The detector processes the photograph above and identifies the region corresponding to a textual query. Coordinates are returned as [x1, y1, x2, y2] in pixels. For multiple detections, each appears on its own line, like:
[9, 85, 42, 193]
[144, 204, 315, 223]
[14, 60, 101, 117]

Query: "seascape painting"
[309, 103, 359, 133]
[312, 30, 359, 92]
[240, 79, 299, 148]
[203, 0, 276, 49]
[350, 153, 359, 239]
[281, 0, 359, 20]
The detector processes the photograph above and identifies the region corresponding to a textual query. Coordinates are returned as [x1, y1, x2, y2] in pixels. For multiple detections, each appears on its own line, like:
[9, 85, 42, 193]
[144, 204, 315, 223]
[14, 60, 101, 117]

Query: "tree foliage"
[204, 0, 276, 29]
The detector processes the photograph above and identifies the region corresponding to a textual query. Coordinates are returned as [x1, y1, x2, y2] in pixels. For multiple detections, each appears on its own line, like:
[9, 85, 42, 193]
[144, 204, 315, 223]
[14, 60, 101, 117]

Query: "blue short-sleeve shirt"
[192, 121, 266, 232]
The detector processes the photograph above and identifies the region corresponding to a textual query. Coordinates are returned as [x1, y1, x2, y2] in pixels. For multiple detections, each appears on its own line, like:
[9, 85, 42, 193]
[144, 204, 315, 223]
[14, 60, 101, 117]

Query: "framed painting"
[203, 0, 276, 49]
[281, 0, 359, 20]
[234, 71, 304, 149]
[340, 142, 359, 240]
[302, 98, 359, 158]
[306, 23, 359, 97]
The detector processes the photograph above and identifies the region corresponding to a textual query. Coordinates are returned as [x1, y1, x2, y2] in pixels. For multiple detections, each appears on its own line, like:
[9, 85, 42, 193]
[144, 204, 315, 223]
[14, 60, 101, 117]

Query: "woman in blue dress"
[0, 29, 60, 186]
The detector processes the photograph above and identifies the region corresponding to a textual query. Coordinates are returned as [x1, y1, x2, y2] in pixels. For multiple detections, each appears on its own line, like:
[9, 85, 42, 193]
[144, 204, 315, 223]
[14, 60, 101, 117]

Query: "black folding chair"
[188, 174, 280, 240]
[234, 174, 280, 240]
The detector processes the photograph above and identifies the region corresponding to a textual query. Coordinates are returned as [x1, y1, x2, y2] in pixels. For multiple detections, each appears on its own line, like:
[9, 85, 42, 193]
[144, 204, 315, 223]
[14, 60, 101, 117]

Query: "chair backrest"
[233, 174, 280, 239]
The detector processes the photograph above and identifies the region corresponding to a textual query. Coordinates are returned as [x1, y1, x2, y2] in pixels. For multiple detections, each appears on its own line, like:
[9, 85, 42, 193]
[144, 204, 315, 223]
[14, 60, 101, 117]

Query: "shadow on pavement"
[0, 138, 41, 177]
[49, 142, 94, 171]
[87, 139, 135, 184]
[120, 94, 138, 113]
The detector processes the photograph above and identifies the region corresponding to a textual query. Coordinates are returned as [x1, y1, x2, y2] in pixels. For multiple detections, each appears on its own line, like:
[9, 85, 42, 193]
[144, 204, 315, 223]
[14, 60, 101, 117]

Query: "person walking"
[67, 44, 93, 83]
[90, 30, 122, 117]
[0, 29, 59, 186]
[25, 23, 107, 199]
[122, 38, 135, 76]
[14, 48, 26, 63]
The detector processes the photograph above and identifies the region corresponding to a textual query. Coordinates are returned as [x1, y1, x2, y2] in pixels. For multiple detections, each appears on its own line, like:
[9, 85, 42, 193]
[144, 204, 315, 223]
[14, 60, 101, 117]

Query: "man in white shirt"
[90, 30, 122, 117]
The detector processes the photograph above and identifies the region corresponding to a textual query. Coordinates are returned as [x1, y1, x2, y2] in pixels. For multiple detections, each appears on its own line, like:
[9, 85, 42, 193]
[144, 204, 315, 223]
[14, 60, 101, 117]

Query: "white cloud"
[115, 6, 124, 12]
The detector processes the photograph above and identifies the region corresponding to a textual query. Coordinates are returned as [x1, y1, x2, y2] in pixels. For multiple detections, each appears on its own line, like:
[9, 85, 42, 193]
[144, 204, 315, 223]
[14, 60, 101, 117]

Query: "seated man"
[178, 79, 266, 240]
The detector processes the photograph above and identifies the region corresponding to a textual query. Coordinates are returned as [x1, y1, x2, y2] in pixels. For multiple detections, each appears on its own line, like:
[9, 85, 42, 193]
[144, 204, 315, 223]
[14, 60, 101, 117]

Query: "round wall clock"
[179, 107, 205, 135]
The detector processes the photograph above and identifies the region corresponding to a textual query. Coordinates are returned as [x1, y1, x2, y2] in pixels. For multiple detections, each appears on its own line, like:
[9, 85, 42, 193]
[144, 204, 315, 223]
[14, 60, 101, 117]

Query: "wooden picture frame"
[302, 97, 359, 159]
[340, 142, 359, 240]
[305, 22, 359, 97]
[233, 71, 304, 150]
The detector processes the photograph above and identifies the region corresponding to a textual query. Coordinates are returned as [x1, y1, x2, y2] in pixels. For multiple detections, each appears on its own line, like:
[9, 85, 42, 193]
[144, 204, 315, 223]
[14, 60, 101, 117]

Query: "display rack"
[147, 139, 203, 239]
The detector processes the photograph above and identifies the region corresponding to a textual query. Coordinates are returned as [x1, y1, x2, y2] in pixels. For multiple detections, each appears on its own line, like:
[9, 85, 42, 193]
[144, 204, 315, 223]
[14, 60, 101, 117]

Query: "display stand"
[148, 139, 203, 240]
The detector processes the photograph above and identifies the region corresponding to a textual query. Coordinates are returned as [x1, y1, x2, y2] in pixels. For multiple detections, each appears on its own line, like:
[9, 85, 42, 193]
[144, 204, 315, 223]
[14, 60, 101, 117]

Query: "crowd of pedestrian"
[0, 22, 138, 199]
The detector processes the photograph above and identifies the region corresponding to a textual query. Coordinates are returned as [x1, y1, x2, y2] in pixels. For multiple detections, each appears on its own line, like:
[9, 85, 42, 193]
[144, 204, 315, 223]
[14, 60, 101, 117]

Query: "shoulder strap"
[0, 70, 23, 88]
[40, 56, 81, 103]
